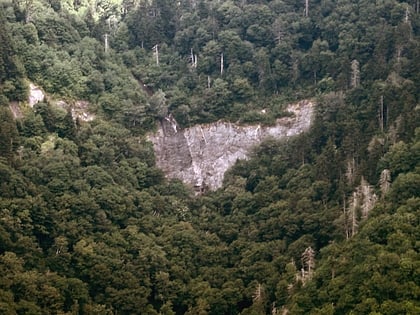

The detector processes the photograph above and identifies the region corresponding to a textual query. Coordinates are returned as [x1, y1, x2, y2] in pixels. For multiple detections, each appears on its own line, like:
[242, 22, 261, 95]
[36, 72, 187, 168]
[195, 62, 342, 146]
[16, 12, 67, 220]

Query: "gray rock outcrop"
[28, 83, 45, 107]
[148, 100, 314, 192]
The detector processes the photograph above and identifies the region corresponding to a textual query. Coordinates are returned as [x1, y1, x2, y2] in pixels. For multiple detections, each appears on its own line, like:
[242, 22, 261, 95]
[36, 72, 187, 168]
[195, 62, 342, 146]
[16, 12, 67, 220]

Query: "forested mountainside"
[0, 0, 419, 314]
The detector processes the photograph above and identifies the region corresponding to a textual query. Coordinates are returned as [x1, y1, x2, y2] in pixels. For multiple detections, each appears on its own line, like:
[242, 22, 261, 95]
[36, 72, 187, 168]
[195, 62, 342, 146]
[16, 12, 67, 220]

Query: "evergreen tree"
[0, 107, 18, 161]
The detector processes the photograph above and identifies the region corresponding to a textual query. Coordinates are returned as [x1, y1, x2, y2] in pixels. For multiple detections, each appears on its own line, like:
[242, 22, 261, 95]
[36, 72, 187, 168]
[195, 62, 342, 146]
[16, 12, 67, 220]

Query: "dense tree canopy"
[0, 0, 419, 314]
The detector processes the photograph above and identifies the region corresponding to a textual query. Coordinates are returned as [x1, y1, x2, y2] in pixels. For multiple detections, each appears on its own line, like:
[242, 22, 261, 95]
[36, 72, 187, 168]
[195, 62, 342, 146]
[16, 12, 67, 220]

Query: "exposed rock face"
[148, 100, 314, 192]
[9, 83, 44, 119]
[55, 100, 95, 122]
[28, 83, 45, 107]
[10, 83, 95, 122]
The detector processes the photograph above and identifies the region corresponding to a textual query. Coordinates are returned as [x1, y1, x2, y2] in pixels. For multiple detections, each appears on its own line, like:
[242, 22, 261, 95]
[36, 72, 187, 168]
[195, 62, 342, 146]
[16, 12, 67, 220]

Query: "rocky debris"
[55, 100, 95, 122]
[26, 82, 95, 122]
[8, 82, 95, 122]
[149, 100, 314, 192]
[72, 100, 95, 122]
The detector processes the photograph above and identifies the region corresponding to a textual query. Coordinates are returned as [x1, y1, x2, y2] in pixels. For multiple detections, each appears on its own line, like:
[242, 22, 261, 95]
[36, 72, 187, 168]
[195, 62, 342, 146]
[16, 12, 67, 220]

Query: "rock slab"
[148, 100, 314, 191]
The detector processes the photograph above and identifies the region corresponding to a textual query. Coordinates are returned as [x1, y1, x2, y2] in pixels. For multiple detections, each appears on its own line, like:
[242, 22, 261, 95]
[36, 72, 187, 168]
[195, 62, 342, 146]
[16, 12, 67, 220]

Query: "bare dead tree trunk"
[253, 283, 263, 302]
[379, 95, 384, 132]
[301, 246, 315, 285]
[220, 53, 224, 75]
[343, 195, 350, 239]
[360, 178, 377, 219]
[351, 59, 360, 88]
[350, 191, 359, 237]
[379, 169, 391, 198]
[153, 44, 159, 66]
[104, 33, 109, 53]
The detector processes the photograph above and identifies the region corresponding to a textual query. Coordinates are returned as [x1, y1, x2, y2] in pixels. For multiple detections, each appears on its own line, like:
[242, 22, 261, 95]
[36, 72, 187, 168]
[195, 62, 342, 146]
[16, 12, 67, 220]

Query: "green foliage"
[0, 9, 27, 102]
[0, 0, 418, 314]
[0, 107, 19, 161]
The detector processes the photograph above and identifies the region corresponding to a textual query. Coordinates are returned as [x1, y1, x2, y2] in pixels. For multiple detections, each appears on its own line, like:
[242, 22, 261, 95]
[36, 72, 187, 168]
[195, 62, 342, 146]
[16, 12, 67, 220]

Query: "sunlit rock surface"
[55, 100, 95, 122]
[9, 83, 45, 119]
[149, 100, 314, 192]
[28, 83, 45, 107]
[8, 83, 95, 122]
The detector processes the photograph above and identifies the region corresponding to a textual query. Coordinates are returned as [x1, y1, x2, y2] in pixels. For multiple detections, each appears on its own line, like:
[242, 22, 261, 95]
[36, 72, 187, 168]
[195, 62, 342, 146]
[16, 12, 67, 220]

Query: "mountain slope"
[0, 0, 419, 314]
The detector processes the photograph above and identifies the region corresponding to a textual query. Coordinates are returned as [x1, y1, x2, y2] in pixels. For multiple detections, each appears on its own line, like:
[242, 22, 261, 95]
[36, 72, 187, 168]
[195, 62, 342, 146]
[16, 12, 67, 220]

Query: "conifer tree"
[0, 107, 18, 161]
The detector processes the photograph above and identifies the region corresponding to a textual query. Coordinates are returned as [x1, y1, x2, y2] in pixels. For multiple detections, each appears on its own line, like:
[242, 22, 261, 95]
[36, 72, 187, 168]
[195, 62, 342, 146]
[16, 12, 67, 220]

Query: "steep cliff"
[149, 100, 314, 192]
